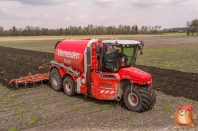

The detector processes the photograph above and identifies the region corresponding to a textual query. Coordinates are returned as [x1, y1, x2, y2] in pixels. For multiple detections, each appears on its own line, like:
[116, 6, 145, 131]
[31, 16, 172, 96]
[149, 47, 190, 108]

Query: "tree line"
[0, 24, 163, 36]
[186, 19, 198, 36]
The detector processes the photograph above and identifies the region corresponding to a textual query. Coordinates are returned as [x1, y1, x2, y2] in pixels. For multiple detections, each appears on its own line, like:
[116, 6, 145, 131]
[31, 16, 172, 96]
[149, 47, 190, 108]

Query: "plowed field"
[0, 36, 198, 131]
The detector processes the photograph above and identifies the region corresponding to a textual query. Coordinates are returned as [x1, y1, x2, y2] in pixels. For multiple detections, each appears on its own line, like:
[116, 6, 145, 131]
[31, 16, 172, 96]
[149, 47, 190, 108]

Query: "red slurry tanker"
[49, 38, 156, 112]
[9, 38, 156, 112]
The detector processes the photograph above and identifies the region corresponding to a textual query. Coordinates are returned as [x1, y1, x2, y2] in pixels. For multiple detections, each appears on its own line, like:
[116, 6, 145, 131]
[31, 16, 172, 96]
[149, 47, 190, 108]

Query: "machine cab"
[96, 39, 144, 72]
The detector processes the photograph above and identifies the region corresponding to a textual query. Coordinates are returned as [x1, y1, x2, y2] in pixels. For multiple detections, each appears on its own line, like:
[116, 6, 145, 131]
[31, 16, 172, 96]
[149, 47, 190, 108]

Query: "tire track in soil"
[0, 86, 61, 109]
[1, 93, 123, 131]
[1, 88, 178, 131]
[21, 99, 171, 131]
[21, 107, 132, 131]
[0, 87, 82, 119]
[0, 83, 123, 130]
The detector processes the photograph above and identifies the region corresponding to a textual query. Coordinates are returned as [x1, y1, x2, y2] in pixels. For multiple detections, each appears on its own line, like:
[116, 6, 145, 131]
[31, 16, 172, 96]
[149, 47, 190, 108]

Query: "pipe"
[50, 60, 80, 76]
[84, 39, 98, 94]
[87, 47, 91, 94]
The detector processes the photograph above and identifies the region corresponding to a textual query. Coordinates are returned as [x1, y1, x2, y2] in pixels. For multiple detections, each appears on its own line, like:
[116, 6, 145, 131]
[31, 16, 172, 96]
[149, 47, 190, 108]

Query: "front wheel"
[123, 85, 156, 112]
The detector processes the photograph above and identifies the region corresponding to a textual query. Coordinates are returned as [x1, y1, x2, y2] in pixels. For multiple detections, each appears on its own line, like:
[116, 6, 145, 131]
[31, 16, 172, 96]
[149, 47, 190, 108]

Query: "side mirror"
[96, 46, 102, 53]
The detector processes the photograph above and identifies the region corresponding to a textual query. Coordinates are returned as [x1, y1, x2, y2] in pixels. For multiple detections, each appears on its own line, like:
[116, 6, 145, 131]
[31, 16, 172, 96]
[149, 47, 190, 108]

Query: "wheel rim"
[65, 82, 71, 92]
[128, 93, 138, 106]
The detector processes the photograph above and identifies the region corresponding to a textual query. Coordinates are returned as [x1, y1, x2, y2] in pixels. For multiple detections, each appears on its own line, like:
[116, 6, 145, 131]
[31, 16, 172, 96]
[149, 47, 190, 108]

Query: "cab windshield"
[102, 44, 137, 72]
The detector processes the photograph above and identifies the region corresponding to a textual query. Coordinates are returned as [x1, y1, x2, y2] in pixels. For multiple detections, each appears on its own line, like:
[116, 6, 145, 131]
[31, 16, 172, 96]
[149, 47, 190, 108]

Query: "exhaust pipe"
[86, 47, 91, 94]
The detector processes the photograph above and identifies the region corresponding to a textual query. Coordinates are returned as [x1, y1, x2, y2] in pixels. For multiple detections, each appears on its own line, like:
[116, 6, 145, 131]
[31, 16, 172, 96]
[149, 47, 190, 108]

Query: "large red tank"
[54, 40, 90, 74]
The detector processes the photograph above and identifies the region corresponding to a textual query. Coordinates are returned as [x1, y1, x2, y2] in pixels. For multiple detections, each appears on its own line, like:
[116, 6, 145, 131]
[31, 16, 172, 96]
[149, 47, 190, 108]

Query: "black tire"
[63, 76, 76, 96]
[148, 85, 156, 109]
[49, 68, 63, 91]
[123, 85, 156, 112]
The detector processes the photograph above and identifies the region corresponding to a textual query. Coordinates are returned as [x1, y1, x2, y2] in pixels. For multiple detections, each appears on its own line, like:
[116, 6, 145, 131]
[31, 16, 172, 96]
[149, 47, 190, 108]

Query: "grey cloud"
[130, 0, 188, 8]
[1, 0, 59, 6]
[0, 8, 16, 19]
[0, 0, 197, 29]
[92, 0, 117, 6]
[0, 10, 7, 18]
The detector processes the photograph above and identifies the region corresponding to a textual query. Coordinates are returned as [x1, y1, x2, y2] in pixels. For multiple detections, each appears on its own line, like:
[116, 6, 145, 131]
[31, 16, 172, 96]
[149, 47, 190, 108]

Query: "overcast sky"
[0, 0, 198, 29]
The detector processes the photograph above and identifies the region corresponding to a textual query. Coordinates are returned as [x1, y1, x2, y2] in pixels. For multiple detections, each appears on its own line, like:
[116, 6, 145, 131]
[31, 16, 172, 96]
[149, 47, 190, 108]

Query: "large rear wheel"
[124, 85, 156, 112]
[63, 76, 76, 96]
[49, 68, 63, 91]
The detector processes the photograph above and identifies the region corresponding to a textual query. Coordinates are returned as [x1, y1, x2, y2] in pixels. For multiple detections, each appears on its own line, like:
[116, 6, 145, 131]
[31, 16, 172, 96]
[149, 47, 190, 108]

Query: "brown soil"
[0, 46, 53, 87]
[0, 46, 197, 100]
[0, 46, 198, 131]
[137, 65, 198, 101]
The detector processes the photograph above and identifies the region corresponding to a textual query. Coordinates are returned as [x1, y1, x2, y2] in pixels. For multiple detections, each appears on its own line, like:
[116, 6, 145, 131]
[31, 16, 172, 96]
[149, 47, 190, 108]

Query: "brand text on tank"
[58, 49, 80, 59]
